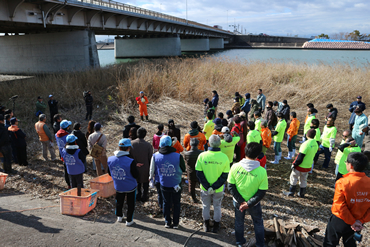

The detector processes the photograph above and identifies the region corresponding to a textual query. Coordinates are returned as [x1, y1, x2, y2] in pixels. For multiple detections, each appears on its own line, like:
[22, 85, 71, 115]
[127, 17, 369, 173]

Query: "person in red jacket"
[136, 91, 149, 121]
[323, 152, 370, 247]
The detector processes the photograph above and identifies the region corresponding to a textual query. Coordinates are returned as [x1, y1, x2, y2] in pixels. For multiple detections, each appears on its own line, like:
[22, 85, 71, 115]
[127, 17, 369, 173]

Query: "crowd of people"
[1, 89, 370, 247]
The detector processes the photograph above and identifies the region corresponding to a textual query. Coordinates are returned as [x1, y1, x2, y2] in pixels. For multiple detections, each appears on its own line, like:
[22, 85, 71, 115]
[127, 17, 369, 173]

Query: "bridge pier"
[0, 30, 99, 74]
[209, 38, 224, 50]
[115, 36, 181, 58]
[181, 38, 210, 52]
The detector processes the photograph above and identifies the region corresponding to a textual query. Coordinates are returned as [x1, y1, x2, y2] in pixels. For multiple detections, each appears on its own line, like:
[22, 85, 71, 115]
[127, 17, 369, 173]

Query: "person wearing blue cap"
[61, 134, 85, 194]
[56, 119, 72, 187]
[108, 138, 139, 226]
[149, 135, 186, 229]
[136, 91, 149, 121]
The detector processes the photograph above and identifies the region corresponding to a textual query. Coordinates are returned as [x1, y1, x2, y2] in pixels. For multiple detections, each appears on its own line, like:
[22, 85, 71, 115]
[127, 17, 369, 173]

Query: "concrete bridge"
[0, 0, 231, 74]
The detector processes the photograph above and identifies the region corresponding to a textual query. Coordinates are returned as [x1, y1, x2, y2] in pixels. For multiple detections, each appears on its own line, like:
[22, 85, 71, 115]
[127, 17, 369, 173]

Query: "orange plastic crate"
[89, 174, 116, 198]
[59, 188, 99, 216]
[0, 172, 8, 190]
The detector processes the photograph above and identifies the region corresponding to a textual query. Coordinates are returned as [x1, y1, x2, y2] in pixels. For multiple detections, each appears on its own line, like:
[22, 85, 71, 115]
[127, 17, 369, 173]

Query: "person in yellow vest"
[334, 130, 351, 177]
[314, 117, 337, 169]
[336, 137, 361, 181]
[254, 111, 264, 132]
[300, 107, 316, 143]
[34, 114, 56, 161]
[270, 113, 287, 164]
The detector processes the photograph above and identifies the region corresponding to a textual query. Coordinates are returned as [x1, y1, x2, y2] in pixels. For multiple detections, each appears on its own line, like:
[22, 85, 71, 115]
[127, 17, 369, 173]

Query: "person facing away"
[217, 112, 229, 127]
[136, 91, 149, 121]
[53, 114, 62, 135]
[149, 135, 186, 229]
[219, 127, 240, 167]
[8, 117, 29, 167]
[152, 124, 164, 152]
[34, 114, 56, 161]
[302, 107, 316, 143]
[249, 99, 260, 122]
[314, 117, 337, 169]
[84, 91, 93, 120]
[184, 138, 203, 203]
[231, 116, 246, 162]
[183, 121, 207, 151]
[72, 122, 89, 171]
[227, 142, 268, 247]
[123, 115, 140, 138]
[88, 122, 108, 176]
[48, 95, 58, 124]
[231, 97, 241, 115]
[108, 138, 139, 226]
[254, 111, 264, 132]
[128, 127, 138, 141]
[285, 112, 300, 160]
[203, 98, 209, 120]
[348, 95, 366, 130]
[260, 120, 272, 155]
[336, 137, 361, 182]
[323, 152, 370, 247]
[256, 89, 266, 113]
[352, 107, 368, 149]
[0, 114, 16, 174]
[165, 119, 181, 142]
[334, 130, 351, 178]
[56, 119, 73, 187]
[265, 101, 277, 130]
[203, 111, 215, 143]
[195, 135, 230, 233]
[270, 113, 287, 164]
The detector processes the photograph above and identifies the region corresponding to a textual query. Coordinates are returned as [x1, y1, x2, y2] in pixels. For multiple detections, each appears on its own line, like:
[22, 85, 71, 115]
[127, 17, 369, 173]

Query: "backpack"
[90, 134, 104, 158]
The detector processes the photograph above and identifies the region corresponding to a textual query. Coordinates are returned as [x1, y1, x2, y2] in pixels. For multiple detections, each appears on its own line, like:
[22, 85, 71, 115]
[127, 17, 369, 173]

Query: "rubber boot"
[145, 115, 149, 121]
[292, 149, 296, 158]
[141, 116, 144, 121]
[284, 151, 292, 160]
[269, 155, 279, 164]
[278, 152, 282, 161]
[288, 185, 296, 197]
[213, 221, 220, 233]
[203, 220, 210, 232]
[298, 187, 306, 198]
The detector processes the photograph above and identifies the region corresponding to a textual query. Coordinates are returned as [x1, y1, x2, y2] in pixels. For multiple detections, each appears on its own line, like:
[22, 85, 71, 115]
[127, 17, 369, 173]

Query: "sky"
[97, 0, 370, 40]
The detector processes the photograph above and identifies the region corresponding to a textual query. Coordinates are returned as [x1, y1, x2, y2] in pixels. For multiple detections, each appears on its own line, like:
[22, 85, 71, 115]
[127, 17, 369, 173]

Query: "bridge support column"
[115, 36, 181, 58]
[209, 38, 224, 49]
[181, 38, 210, 52]
[0, 30, 99, 74]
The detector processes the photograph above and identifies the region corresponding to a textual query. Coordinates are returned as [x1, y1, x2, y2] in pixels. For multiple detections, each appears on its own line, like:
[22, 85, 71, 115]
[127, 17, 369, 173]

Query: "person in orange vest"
[285, 112, 300, 160]
[260, 120, 272, 155]
[34, 114, 56, 161]
[171, 137, 184, 154]
[136, 91, 149, 121]
[184, 121, 207, 151]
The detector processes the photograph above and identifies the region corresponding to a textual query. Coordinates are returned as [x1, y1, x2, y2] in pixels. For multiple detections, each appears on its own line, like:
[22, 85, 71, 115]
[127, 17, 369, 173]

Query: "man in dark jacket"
[326, 104, 338, 122]
[184, 138, 203, 203]
[84, 91, 93, 120]
[211, 90, 219, 114]
[8, 118, 29, 167]
[166, 119, 181, 141]
[265, 101, 277, 130]
[280, 100, 290, 122]
[53, 114, 62, 135]
[72, 122, 89, 171]
[123, 115, 141, 138]
[48, 95, 58, 124]
[0, 115, 16, 173]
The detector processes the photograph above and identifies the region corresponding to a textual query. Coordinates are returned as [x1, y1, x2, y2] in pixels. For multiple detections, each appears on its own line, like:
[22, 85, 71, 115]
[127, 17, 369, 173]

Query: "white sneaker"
[173, 225, 179, 229]
[117, 216, 123, 223]
[126, 220, 134, 226]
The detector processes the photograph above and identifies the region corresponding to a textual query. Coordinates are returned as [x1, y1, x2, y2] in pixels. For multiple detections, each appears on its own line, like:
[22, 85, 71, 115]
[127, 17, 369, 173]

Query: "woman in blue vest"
[61, 134, 85, 191]
[108, 138, 138, 226]
[149, 135, 186, 229]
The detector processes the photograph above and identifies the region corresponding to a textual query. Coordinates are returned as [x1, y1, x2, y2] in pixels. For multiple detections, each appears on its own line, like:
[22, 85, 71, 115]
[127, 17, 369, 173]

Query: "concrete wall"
[181, 38, 210, 52]
[209, 38, 224, 49]
[0, 30, 99, 74]
[115, 37, 181, 58]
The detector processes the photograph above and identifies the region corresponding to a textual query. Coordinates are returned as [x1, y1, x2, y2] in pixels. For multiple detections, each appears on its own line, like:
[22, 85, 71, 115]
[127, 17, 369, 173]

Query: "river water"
[98, 49, 370, 67]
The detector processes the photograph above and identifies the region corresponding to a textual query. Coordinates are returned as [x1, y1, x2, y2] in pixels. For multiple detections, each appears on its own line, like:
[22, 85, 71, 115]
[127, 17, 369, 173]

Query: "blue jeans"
[274, 142, 281, 155]
[234, 201, 265, 247]
[315, 145, 331, 168]
[161, 186, 182, 226]
[287, 135, 298, 151]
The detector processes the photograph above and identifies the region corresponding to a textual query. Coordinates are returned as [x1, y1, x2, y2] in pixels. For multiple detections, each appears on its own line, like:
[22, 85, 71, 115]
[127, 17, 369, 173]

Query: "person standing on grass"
[152, 124, 164, 153]
[265, 101, 277, 130]
[212, 118, 223, 135]
[323, 152, 370, 247]
[336, 137, 361, 182]
[166, 119, 181, 142]
[128, 127, 138, 141]
[352, 107, 368, 149]
[301, 107, 316, 143]
[254, 111, 264, 132]
[270, 113, 287, 164]
[326, 104, 338, 122]
[8, 117, 30, 167]
[348, 96, 366, 130]
[48, 95, 58, 124]
[260, 120, 272, 155]
[171, 137, 184, 154]
[228, 142, 268, 247]
[249, 99, 260, 122]
[280, 100, 290, 123]
[203, 111, 215, 151]
[217, 112, 229, 127]
[0, 115, 16, 174]
[231, 97, 241, 115]
[196, 135, 230, 233]
[334, 130, 351, 177]
[35, 114, 56, 162]
[130, 127, 153, 203]
[203, 98, 209, 120]
[72, 122, 89, 172]
[232, 116, 245, 161]
[136, 91, 149, 121]
[123, 115, 140, 139]
[108, 138, 138, 226]
[183, 121, 207, 151]
[226, 110, 235, 130]
[285, 112, 300, 160]
[53, 114, 62, 135]
[241, 93, 251, 119]
[235, 92, 245, 107]
[88, 123, 108, 176]
[184, 138, 203, 203]
[256, 89, 266, 113]
[220, 127, 240, 167]
[273, 101, 283, 114]
[211, 90, 219, 114]
[35, 96, 47, 117]
[285, 129, 318, 198]
[246, 121, 262, 145]
[314, 117, 337, 169]
[149, 136, 185, 229]
[84, 91, 93, 120]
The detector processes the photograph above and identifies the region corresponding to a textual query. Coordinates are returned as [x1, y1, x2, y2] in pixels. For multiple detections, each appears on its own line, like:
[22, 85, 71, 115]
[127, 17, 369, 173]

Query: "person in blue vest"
[56, 119, 72, 188]
[149, 135, 186, 229]
[61, 134, 85, 192]
[108, 138, 139, 226]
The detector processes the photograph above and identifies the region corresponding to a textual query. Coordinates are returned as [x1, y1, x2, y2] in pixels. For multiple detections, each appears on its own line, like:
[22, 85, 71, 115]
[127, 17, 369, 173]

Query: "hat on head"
[10, 117, 19, 125]
[235, 92, 240, 96]
[94, 122, 102, 130]
[190, 121, 198, 129]
[60, 120, 72, 129]
[282, 100, 288, 104]
[221, 126, 230, 133]
[49, 94, 53, 98]
[168, 119, 174, 125]
[140, 91, 144, 94]
[226, 110, 232, 115]
[66, 134, 78, 143]
[239, 112, 246, 118]
[119, 138, 131, 147]
[245, 93, 250, 98]
[357, 96, 362, 99]
[203, 98, 209, 103]
[326, 104, 333, 108]
[213, 118, 222, 125]
[159, 135, 172, 148]
[37, 96, 42, 99]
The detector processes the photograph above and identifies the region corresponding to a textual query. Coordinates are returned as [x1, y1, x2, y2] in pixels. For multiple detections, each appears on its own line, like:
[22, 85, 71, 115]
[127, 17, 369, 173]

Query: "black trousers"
[16, 146, 28, 166]
[323, 214, 356, 247]
[68, 173, 84, 188]
[336, 172, 344, 181]
[137, 182, 149, 199]
[86, 105, 93, 120]
[50, 111, 57, 124]
[0, 145, 12, 172]
[63, 163, 70, 187]
[234, 145, 241, 162]
[116, 190, 136, 222]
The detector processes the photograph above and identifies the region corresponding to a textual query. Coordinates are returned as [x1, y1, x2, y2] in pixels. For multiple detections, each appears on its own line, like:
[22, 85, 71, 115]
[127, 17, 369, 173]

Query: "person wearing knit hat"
[136, 91, 149, 121]
[184, 121, 207, 151]
[284, 128, 318, 198]
[149, 135, 186, 228]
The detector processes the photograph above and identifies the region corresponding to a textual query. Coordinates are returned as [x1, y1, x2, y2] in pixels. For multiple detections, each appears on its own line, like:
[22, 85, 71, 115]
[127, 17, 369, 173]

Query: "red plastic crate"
[0, 172, 8, 190]
[59, 188, 99, 216]
[89, 174, 116, 198]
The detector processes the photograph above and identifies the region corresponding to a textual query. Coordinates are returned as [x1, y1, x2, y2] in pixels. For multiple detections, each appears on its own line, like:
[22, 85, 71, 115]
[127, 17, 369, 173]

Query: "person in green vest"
[203, 111, 215, 151]
[301, 107, 316, 143]
[270, 113, 287, 164]
[314, 117, 337, 169]
[285, 129, 318, 198]
[220, 127, 240, 167]
[336, 137, 361, 181]
[254, 111, 264, 132]
[246, 121, 262, 145]
[334, 130, 351, 176]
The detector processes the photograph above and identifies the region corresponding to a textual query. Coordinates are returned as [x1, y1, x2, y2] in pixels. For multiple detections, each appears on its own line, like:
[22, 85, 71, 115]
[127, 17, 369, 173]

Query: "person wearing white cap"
[136, 91, 149, 121]
[48, 94, 58, 124]
[220, 127, 240, 167]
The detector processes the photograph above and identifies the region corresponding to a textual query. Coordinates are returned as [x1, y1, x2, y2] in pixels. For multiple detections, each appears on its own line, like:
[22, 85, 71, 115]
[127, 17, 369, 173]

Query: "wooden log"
[273, 217, 283, 244]
[296, 232, 311, 247]
[284, 228, 294, 246]
[279, 222, 287, 243]
[301, 227, 319, 247]
[265, 227, 276, 238]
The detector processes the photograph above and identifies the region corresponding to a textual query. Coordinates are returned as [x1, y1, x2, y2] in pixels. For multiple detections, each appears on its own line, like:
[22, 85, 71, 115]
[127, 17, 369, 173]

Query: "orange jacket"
[35, 121, 49, 141]
[173, 140, 184, 153]
[287, 118, 300, 137]
[212, 129, 222, 135]
[261, 127, 272, 148]
[332, 172, 370, 225]
[183, 132, 207, 151]
[305, 114, 308, 124]
[136, 96, 148, 109]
